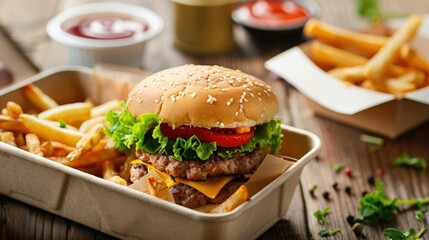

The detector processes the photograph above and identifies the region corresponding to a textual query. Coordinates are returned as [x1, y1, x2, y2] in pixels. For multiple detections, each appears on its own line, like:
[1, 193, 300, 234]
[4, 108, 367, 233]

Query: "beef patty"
[135, 148, 265, 181]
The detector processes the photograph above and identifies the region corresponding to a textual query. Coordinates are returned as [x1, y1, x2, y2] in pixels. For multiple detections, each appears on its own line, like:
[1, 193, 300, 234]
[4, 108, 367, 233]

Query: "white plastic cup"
[47, 2, 163, 67]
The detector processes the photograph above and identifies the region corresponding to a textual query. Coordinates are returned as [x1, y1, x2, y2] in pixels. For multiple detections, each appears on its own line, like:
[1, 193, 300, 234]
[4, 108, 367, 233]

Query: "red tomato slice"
[160, 123, 254, 147]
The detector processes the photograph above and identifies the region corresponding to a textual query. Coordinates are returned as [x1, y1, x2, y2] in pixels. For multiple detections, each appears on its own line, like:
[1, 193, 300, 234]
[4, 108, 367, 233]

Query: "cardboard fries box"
[0, 66, 321, 240]
[265, 19, 429, 139]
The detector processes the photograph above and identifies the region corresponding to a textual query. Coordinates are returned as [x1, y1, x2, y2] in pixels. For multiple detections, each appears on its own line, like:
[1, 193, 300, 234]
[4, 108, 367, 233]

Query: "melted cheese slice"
[132, 160, 234, 199]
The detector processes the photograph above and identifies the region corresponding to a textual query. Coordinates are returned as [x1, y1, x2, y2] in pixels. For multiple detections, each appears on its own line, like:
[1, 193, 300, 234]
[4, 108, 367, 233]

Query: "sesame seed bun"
[126, 65, 279, 128]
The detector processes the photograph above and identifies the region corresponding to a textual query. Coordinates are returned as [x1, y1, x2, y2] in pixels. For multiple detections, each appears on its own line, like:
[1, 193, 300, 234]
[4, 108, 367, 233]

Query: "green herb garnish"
[384, 227, 426, 240]
[393, 154, 427, 172]
[358, 180, 429, 225]
[318, 228, 341, 238]
[360, 134, 384, 153]
[357, 0, 382, 22]
[59, 119, 67, 128]
[314, 207, 330, 224]
[332, 163, 344, 173]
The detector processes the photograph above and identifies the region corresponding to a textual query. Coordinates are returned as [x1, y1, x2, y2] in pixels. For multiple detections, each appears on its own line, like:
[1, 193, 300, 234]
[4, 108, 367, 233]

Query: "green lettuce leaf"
[105, 109, 282, 161]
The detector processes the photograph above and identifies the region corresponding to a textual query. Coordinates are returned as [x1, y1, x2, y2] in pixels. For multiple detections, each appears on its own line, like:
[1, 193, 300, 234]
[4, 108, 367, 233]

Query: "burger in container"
[46, 2, 163, 67]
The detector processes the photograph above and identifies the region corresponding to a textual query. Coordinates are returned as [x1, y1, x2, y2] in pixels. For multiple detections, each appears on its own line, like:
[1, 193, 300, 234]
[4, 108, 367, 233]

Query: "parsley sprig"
[313, 208, 341, 238]
[393, 154, 427, 172]
[384, 227, 427, 240]
[357, 180, 429, 225]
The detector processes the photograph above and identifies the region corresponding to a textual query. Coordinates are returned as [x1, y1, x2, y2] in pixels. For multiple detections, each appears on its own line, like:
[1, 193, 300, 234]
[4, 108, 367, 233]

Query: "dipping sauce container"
[173, 0, 235, 55]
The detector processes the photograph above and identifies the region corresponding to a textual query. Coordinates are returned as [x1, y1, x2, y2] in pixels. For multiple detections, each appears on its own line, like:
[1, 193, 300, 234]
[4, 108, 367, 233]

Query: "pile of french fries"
[1, 83, 126, 184]
[0, 83, 248, 213]
[304, 15, 429, 98]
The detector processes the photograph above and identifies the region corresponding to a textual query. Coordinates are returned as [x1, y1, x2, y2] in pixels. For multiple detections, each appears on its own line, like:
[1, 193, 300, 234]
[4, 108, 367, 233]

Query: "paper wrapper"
[265, 16, 429, 138]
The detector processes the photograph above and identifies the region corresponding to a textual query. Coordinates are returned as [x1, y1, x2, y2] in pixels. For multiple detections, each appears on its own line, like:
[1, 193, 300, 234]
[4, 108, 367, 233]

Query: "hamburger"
[106, 65, 282, 209]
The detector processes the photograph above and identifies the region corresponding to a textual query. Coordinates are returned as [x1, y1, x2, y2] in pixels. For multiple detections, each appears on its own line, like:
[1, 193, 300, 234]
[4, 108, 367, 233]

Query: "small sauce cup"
[47, 2, 163, 67]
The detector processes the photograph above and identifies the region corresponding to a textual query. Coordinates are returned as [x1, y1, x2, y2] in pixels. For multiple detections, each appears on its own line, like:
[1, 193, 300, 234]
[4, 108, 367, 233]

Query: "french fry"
[90, 100, 121, 118]
[38, 102, 93, 124]
[0, 115, 28, 132]
[57, 148, 120, 168]
[386, 71, 421, 98]
[41, 141, 54, 157]
[304, 18, 387, 56]
[79, 116, 105, 133]
[21, 84, 58, 111]
[311, 41, 367, 67]
[400, 44, 429, 74]
[364, 15, 423, 81]
[209, 185, 250, 213]
[15, 133, 25, 147]
[312, 42, 408, 77]
[50, 141, 75, 157]
[360, 79, 376, 90]
[20, 114, 83, 146]
[0, 131, 17, 147]
[6, 101, 23, 119]
[102, 160, 127, 185]
[66, 124, 104, 161]
[25, 133, 43, 157]
[328, 65, 366, 84]
[1, 108, 7, 115]
[43, 119, 78, 131]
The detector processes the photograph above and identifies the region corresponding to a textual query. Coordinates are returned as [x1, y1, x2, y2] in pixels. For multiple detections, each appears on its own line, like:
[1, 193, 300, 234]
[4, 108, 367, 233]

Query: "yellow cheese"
[131, 160, 234, 199]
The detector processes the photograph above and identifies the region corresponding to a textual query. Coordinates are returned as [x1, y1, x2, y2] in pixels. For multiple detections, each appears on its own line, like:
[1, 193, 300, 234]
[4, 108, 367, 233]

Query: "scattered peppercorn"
[376, 167, 384, 175]
[345, 186, 352, 195]
[362, 191, 369, 197]
[332, 182, 339, 190]
[367, 175, 375, 185]
[322, 191, 330, 200]
[309, 184, 317, 197]
[352, 223, 363, 236]
[345, 167, 352, 177]
[346, 215, 355, 226]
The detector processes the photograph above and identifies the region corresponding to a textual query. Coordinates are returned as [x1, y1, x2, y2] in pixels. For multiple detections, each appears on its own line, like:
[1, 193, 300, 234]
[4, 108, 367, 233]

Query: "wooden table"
[1, 0, 429, 239]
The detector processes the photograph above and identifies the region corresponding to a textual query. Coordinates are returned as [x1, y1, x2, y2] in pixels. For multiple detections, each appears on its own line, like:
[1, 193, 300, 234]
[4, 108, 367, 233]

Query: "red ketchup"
[66, 15, 149, 40]
[239, 0, 309, 28]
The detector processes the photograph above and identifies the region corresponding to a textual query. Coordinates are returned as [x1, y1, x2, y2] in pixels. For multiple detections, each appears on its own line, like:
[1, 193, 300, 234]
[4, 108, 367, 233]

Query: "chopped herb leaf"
[360, 134, 384, 153]
[393, 154, 427, 172]
[332, 163, 344, 173]
[59, 119, 67, 128]
[314, 207, 330, 224]
[383, 227, 426, 240]
[358, 180, 429, 225]
[318, 228, 341, 238]
[357, 0, 382, 22]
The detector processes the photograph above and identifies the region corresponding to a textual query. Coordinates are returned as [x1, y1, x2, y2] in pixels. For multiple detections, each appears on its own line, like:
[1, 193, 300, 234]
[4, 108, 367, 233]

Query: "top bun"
[126, 65, 279, 128]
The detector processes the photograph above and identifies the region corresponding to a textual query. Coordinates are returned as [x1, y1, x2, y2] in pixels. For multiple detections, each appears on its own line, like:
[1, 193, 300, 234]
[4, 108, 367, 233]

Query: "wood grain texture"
[1, 0, 429, 239]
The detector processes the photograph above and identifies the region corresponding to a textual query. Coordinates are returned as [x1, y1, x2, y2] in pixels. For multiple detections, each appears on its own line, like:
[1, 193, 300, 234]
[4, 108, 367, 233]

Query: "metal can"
[173, 0, 235, 55]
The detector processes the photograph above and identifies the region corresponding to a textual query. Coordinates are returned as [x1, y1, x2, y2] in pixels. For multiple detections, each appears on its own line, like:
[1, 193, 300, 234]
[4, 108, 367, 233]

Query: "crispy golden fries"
[79, 116, 105, 133]
[21, 84, 58, 111]
[304, 15, 429, 97]
[57, 148, 120, 168]
[66, 124, 104, 161]
[0, 115, 28, 132]
[0, 131, 17, 146]
[364, 15, 423, 81]
[6, 101, 23, 119]
[90, 100, 121, 117]
[25, 133, 43, 157]
[304, 18, 387, 56]
[209, 185, 250, 213]
[38, 102, 93, 124]
[102, 160, 127, 186]
[20, 114, 83, 146]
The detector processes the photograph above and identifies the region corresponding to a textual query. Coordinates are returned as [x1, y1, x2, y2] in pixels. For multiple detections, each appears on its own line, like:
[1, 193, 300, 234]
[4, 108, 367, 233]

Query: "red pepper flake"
[344, 167, 352, 177]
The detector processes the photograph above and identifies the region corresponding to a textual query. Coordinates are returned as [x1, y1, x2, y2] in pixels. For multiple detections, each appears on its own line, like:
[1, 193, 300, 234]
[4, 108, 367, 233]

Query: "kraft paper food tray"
[0, 66, 321, 240]
[264, 18, 429, 138]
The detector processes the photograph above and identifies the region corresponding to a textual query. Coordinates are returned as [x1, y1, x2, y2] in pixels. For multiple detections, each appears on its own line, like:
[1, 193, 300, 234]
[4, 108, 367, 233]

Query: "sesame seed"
[138, 98, 143, 104]
[204, 87, 209, 91]
[244, 98, 248, 102]
[258, 97, 262, 101]
[234, 111, 239, 116]
[179, 91, 185, 97]
[226, 101, 231, 106]
[239, 99, 243, 103]
[229, 98, 234, 102]
[161, 96, 165, 102]
[220, 123, 225, 127]
[242, 91, 247, 96]
[190, 92, 197, 98]
[154, 99, 159, 103]
[162, 87, 166, 91]
[212, 84, 217, 88]
[221, 88, 226, 92]
[207, 95, 217, 104]
[250, 93, 255, 97]
[258, 92, 262, 96]
[170, 95, 176, 102]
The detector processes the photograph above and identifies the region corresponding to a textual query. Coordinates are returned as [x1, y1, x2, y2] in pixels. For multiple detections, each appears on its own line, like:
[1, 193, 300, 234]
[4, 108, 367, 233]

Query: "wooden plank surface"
[1, 0, 429, 239]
